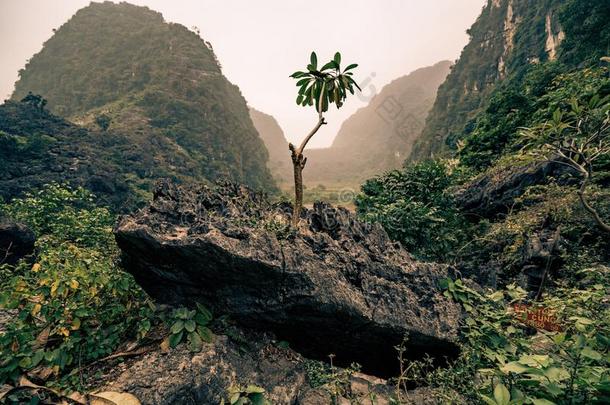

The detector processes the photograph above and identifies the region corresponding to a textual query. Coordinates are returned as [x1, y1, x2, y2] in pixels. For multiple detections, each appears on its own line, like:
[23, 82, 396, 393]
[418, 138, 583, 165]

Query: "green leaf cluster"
[290, 51, 360, 113]
[163, 303, 214, 352]
[355, 159, 473, 261]
[433, 272, 610, 404]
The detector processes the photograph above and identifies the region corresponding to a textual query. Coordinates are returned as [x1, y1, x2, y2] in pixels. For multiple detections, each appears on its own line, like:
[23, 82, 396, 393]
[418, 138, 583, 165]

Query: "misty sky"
[0, 0, 485, 148]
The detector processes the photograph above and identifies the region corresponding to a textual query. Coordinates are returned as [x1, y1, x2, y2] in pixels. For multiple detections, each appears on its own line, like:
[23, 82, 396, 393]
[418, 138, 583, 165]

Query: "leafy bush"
[430, 272, 610, 404]
[355, 159, 471, 261]
[0, 185, 153, 387]
[162, 303, 214, 352]
[1, 183, 115, 252]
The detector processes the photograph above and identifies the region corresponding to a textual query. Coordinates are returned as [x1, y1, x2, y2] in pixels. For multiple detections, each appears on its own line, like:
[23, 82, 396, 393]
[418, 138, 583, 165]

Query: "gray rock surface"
[453, 160, 576, 218]
[0, 219, 36, 265]
[99, 327, 441, 404]
[115, 180, 462, 377]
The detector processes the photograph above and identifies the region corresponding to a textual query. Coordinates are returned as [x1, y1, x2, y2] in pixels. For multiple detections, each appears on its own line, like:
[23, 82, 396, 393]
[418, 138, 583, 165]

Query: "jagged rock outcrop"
[98, 326, 439, 405]
[0, 219, 36, 265]
[453, 160, 576, 218]
[115, 180, 462, 376]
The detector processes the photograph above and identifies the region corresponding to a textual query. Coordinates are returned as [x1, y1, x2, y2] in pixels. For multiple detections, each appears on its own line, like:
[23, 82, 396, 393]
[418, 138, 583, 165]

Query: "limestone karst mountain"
[411, 0, 610, 161]
[249, 108, 291, 183]
[8, 1, 275, 208]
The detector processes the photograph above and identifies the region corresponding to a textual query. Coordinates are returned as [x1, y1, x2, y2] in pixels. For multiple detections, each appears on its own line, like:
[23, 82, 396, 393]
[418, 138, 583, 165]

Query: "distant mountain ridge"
[10, 1, 275, 202]
[249, 108, 291, 183]
[251, 61, 451, 187]
[304, 61, 451, 185]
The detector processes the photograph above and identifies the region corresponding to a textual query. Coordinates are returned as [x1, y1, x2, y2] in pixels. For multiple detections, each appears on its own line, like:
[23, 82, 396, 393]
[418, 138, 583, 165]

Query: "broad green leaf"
[250, 393, 266, 405]
[295, 78, 309, 87]
[169, 330, 183, 348]
[480, 394, 498, 405]
[530, 398, 555, 405]
[310, 51, 317, 69]
[581, 347, 602, 360]
[493, 383, 510, 405]
[321, 61, 337, 71]
[195, 302, 213, 321]
[334, 52, 341, 65]
[197, 325, 214, 343]
[187, 331, 202, 352]
[344, 63, 358, 71]
[170, 320, 184, 334]
[501, 361, 530, 374]
[184, 320, 196, 333]
[543, 367, 569, 382]
[245, 385, 265, 394]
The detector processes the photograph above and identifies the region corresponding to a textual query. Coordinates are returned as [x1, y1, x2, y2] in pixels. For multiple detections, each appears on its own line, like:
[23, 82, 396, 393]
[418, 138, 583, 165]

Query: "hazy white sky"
[0, 0, 485, 147]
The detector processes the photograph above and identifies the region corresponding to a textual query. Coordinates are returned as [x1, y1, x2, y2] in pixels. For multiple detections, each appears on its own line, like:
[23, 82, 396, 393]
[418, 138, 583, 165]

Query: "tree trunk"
[289, 113, 326, 227]
[577, 172, 610, 233]
[290, 144, 306, 226]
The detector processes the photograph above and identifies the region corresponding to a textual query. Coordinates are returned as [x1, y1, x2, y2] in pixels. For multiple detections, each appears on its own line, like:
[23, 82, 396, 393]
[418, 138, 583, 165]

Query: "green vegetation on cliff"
[411, 0, 610, 161]
[10, 1, 275, 203]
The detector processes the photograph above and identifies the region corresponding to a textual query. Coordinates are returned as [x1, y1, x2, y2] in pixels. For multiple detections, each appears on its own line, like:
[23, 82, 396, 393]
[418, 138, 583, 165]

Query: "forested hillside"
[411, 0, 610, 161]
[10, 1, 274, 203]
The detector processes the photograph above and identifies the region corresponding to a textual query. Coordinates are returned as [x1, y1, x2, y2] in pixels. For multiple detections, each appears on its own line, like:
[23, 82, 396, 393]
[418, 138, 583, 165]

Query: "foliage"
[20, 92, 47, 112]
[355, 159, 471, 261]
[411, 0, 610, 162]
[432, 273, 610, 404]
[223, 384, 270, 405]
[0, 100, 140, 211]
[458, 62, 565, 170]
[304, 358, 361, 401]
[161, 303, 214, 352]
[558, 0, 610, 66]
[456, 182, 610, 285]
[1, 183, 114, 252]
[0, 184, 214, 391]
[10, 1, 275, 192]
[95, 114, 111, 131]
[0, 185, 153, 388]
[290, 51, 360, 113]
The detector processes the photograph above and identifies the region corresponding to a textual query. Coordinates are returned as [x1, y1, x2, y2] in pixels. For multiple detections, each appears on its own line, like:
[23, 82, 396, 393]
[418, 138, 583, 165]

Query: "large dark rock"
[115, 180, 462, 377]
[0, 219, 36, 265]
[453, 160, 577, 218]
[97, 326, 442, 405]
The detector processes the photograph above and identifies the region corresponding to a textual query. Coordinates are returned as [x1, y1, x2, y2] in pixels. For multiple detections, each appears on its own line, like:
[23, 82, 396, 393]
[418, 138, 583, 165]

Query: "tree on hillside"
[288, 51, 360, 225]
[521, 96, 610, 232]
[20, 92, 47, 112]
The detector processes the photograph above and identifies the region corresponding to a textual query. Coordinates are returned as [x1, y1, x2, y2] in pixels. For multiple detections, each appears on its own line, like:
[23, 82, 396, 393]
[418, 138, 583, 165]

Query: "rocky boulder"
[115, 180, 461, 377]
[97, 326, 441, 405]
[0, 219, 36, 265]
[454, 160, 576, 218]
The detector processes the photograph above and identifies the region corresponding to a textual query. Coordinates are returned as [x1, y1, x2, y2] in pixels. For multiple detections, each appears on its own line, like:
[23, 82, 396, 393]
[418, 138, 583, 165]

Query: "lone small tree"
[521, 96, 610, 232]
[288, 51, 360, 225]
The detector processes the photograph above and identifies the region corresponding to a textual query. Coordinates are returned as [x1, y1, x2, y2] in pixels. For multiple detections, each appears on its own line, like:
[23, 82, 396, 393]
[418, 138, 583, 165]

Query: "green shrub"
[431, 271, 610, 404]
[355, 159, 471, 261]
[0, 185, 153, 388]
